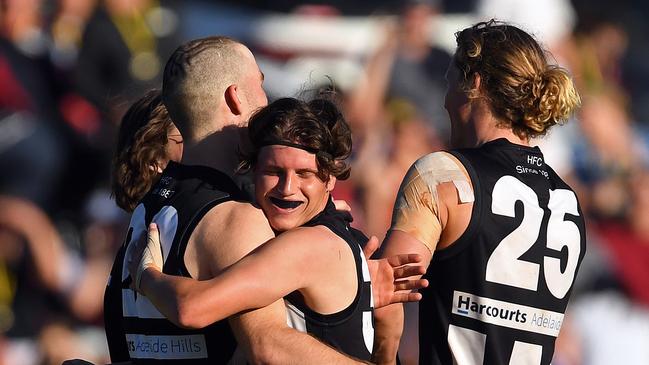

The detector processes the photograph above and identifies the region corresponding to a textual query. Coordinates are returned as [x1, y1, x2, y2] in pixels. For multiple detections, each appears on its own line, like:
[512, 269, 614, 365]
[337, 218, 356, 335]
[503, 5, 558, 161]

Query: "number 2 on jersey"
[486, 176, 581, 299]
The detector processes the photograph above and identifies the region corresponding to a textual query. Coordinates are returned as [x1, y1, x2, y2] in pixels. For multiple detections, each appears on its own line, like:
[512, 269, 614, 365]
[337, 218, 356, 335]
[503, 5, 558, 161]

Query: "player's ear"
[465, 72, 483, 100]
[149, 162, 164, 173]
[472, 72, 482, 94]
[224, 84, 243, 116]
[326, 176, 337, 192]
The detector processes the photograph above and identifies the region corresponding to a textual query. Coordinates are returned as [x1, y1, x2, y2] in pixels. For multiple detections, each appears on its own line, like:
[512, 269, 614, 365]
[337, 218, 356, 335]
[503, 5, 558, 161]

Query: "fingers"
[393, 264, 425, 279]
[363, 236, 380, 259]
[390, 292, 423, 304]
[128, 223, 164, 293]
[387, 253, 423, 267]
[146, 222, 164, 265]
[394, 278, 428, 292]
[148, 222, 160, 245]
[333, 199, 352, 212]
[147, 223, 164, 265]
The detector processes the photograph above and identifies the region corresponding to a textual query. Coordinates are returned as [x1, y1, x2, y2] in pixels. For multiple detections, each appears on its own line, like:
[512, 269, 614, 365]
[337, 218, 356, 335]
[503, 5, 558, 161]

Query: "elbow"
[174, 285, 228, 329]
[175, 299, 208, 329]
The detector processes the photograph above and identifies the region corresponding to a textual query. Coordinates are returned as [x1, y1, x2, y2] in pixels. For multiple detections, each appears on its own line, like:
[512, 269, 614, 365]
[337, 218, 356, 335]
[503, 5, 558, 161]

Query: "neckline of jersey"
[483, 138, 542, 154]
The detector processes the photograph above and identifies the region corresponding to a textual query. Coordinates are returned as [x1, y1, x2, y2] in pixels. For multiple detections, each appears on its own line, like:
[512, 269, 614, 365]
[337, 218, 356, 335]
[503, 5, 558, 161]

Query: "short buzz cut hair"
[162, 36, 246, 142]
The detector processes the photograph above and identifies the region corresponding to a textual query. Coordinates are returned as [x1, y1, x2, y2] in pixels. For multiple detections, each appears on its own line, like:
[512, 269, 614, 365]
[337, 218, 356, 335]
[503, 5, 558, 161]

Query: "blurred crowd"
[1, 0, 648, 364]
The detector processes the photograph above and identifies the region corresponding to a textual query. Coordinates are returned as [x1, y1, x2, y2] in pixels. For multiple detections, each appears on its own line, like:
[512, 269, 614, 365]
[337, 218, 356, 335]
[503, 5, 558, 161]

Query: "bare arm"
[131, 202, 366, 364]
[133, 226, 428, 328]
[230, 298, 368, 365]
[373, 231, 433, 365]
[372, 159, 443, 365]
[137, 225, 328, 328]
[218, 219, 369, 365]
[373, 153, 474, 364]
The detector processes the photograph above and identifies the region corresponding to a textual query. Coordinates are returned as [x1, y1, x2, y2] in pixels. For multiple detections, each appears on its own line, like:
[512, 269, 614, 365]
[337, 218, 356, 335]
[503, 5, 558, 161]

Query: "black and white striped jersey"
[104, 161, 246, 364]
[418, 139, 586, 365]
[284, 199, 375, 361]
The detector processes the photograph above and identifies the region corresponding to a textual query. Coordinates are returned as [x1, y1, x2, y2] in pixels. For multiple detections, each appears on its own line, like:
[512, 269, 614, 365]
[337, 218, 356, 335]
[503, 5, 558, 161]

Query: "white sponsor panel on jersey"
[452, 291, 564, 337]
[125, 334, 208, 359]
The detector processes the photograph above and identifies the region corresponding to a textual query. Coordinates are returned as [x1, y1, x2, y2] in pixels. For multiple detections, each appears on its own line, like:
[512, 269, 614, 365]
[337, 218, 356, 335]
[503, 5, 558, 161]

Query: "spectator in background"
[341, 1, 450, 236]
[76, 0, 180, 126]
[570, 91, 647, 219]
[353, 99, 440, 239]
[595, 170, 649, 308]
[0, 194, 110, 365]
[476, 0, 577, 51]
[386, 0, 451, 138]
[50, 0, 99, 71]
[571, 0, 649, 124]
[556, 170, 649, 365]
[341, 0, 451, 142]
[570, 20, 628, 94]
[0, 4, 123, 363]
[0, 0, 107, 215]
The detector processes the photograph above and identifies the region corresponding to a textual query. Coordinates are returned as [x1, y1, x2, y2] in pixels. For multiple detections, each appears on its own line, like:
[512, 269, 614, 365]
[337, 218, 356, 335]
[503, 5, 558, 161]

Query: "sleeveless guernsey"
[418, 139, 586, 365]
[105, 161, 245, 364]
[285, 200, 375, 361]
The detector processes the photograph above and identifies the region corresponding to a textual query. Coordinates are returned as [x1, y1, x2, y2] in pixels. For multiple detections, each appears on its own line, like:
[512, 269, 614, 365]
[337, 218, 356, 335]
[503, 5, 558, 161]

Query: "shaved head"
[162, 37, 254, 142]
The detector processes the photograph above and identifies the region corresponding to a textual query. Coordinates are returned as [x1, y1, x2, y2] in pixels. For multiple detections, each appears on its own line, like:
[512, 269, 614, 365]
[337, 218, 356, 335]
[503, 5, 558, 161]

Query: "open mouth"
[269, 197, 303, 210]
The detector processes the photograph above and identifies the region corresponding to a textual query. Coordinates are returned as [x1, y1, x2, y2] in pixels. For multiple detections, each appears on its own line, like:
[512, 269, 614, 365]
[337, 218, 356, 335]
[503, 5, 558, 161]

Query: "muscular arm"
[374, 152, 470, 364]
[373, 231, 433, 365]
[139, 202, 365, 364]
[231, 297, 365, 365]
[139, 226, 330, 328]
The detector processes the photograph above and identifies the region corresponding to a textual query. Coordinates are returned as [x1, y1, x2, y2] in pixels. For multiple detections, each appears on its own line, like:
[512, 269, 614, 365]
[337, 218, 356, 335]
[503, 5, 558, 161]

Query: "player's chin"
[266, 212, 302, 232]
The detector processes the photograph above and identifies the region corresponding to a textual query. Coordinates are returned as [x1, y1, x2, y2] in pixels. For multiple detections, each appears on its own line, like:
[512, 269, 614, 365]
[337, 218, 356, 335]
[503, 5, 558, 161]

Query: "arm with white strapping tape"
[372, 152, 474, 365]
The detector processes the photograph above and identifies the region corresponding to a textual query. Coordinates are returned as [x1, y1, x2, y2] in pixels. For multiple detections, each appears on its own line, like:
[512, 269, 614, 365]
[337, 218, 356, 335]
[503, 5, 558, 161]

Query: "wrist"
[136, 265, 157, 294]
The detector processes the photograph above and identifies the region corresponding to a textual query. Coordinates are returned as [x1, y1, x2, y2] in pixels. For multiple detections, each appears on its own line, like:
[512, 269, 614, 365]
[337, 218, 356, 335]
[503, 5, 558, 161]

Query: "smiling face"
[254, 145, 336, 232]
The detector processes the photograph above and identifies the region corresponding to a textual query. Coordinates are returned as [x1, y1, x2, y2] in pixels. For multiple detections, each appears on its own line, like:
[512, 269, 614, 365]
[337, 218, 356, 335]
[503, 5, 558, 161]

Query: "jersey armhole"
[289, 223, 367, 325]
[175, 194, 234, 277]
[432, 150, 483, 261]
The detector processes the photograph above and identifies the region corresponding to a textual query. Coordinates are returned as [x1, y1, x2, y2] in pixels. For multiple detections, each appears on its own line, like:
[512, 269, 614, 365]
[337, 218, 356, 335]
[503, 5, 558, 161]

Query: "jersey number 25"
[486, 175, 581, 299]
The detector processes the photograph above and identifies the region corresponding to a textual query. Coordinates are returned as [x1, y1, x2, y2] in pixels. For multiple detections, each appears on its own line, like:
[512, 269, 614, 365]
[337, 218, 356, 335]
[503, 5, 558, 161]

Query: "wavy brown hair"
[111, 90, 175, 212]
[454, 20, 581, 139]
[238, 97, 352, 181]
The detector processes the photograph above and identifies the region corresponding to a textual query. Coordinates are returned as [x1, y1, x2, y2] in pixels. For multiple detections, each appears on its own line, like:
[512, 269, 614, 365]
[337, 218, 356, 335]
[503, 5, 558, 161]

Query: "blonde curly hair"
[454, 20, 581, 139]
